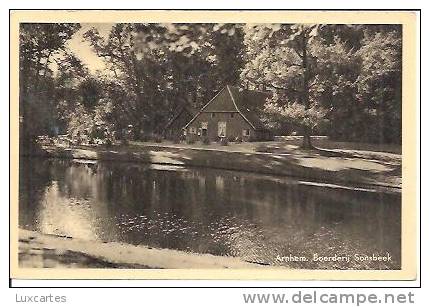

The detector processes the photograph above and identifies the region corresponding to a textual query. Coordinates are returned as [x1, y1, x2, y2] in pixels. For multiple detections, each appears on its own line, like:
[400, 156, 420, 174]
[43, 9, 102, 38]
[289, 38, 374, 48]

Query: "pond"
[19, 158, 401, 269]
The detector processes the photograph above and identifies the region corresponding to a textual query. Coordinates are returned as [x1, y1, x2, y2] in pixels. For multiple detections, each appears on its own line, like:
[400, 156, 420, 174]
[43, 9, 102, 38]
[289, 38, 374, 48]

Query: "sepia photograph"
[10, 10, 418, 280]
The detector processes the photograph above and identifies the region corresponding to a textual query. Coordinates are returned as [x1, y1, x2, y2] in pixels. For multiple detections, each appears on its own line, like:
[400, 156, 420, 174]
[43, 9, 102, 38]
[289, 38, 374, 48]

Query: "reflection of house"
[183, 85, 272, 141]
[164, 104, 197, 139]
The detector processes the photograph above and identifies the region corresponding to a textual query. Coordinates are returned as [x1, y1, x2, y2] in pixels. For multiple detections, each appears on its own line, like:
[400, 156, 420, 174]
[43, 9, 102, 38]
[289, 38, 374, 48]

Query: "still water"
[19, 158, 401, 269]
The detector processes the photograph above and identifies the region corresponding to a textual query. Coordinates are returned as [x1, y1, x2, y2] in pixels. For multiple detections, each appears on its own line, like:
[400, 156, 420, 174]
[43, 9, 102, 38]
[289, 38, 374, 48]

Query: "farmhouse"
[183, 85, 272, 141]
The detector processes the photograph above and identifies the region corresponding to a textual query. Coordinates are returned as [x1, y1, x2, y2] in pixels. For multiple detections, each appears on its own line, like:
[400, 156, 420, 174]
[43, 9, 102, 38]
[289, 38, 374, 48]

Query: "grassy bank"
[28, 140, 401, 190]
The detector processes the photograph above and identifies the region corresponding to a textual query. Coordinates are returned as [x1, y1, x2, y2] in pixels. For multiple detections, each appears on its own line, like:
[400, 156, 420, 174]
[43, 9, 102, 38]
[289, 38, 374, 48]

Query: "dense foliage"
[19, 23, 402, 148]
[19, 23, 81, 146]
[241, 24, 402, 146]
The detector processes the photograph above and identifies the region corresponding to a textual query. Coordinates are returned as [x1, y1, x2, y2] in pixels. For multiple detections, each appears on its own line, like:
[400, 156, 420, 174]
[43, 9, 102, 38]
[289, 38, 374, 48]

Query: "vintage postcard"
[10, 10, 418, 280]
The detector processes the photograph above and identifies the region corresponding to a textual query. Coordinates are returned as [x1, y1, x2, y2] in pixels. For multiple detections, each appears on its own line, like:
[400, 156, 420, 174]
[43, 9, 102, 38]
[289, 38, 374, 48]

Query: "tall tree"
[83, 23, 246, 138]
[208, 24, 245, 86]
[356, 27, 402, 143]
[241, 24, 402, 146]
[19, 23, 81, 146]
[241, 24, 329, 148]
[84, 23, 201, 137]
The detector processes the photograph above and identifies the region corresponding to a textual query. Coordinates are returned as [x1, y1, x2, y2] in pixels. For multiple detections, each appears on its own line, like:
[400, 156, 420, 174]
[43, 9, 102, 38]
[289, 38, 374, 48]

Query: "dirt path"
[18, 229, 265, 269]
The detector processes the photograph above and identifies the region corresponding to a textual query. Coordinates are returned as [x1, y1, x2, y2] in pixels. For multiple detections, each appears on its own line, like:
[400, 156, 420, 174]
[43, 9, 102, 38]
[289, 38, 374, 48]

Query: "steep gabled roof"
[183, 85, 270, 131]
[227, 85, 270, 130]
[165, 103, 198, 130]
[200, 86, 237, 112]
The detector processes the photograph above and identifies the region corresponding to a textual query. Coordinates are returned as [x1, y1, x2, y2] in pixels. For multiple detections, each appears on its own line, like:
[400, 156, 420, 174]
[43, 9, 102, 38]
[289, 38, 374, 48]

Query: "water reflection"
[19, 158, 401, 269]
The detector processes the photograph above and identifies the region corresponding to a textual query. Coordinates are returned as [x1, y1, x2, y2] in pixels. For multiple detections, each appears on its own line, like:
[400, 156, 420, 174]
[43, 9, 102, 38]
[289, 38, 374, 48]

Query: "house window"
[211, 113, 216, 118]
[201, 122, 208, 129]
[218, 122, 227, 137]
[189, 127, 197, 134]
[230, 113, 235, 118]
[242, 129, 250, 137]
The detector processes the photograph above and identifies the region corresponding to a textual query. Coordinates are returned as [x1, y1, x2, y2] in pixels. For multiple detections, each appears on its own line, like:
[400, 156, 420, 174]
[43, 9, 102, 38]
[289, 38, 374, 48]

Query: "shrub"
[234, 136, 242, 143]
[186, 138, 196, 144]
[172, 136, 180, 144]
[266, 134, 275, 141]
[201, 136, 210, 145]
[220, 137, 229, 146]
[153, 134, 162, 143]
[141, 134, 151, 142]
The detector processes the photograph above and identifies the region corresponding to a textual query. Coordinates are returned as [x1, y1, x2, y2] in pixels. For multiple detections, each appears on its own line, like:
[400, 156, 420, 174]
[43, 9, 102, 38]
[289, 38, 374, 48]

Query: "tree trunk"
[302, 128, 313, 149]
[300, 28, 313, 149]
